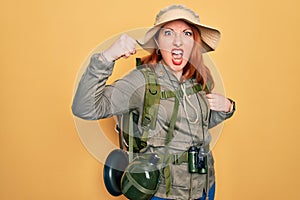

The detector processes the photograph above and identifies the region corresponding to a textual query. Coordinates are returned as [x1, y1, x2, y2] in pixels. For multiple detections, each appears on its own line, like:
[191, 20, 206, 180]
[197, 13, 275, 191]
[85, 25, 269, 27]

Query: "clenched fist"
[101, 34, 137, 62]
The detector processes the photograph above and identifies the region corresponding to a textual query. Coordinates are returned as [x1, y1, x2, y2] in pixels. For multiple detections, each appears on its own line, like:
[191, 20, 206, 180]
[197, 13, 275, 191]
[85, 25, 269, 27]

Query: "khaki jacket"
[72, 54, 235, 199]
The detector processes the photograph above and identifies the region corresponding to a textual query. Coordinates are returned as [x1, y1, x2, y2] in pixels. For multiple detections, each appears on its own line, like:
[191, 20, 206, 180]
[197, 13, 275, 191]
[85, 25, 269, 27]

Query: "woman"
[72, 5, 235, 200]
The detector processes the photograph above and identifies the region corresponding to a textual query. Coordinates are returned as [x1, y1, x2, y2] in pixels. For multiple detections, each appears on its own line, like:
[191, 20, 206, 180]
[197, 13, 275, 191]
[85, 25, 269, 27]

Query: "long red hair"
[141, 23, 214, 92]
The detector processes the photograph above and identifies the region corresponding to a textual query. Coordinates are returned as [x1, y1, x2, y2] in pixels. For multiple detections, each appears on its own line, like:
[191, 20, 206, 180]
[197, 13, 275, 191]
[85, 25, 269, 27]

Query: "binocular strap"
[205, 168, 210, 200]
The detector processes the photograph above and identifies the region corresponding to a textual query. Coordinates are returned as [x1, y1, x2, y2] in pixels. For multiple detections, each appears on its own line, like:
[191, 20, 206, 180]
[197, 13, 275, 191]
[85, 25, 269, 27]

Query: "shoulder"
[115, 67, 149, 92]
[129, 65, 158, 81]
[122, 67, 146, 81]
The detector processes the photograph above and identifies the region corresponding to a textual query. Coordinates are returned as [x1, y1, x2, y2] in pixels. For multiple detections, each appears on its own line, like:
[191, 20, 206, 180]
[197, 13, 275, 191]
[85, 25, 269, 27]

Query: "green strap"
[165, 96, 179, 145]
[136, 57, 142, 67]
[163, 156, 172, 197]
[140, 129, 149, 150]
[160, 84, 204, 99]
[138, 67, 160, 150]
[122, 170, 158, 195]
[121, 112, 141, 153]
[164, 95, 180, 197]
[128, 112, 134, 163]
[173, 151, 188, 165]
[140, 67, 161, 130]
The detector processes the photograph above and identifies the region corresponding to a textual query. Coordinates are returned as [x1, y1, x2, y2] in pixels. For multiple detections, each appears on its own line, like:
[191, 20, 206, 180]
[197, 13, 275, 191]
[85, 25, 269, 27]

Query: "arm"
[72, 53, 113, 120]
[72, 34, 142, 120]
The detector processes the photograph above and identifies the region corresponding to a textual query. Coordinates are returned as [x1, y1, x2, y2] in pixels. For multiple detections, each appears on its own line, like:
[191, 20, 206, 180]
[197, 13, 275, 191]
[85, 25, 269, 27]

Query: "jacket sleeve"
[72, 53, 145, 120]
[208, 100, 236, 129]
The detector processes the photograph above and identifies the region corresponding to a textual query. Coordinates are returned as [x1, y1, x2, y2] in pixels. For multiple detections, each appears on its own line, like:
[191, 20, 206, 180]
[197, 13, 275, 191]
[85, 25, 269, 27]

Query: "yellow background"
[1, 0, 299, 199]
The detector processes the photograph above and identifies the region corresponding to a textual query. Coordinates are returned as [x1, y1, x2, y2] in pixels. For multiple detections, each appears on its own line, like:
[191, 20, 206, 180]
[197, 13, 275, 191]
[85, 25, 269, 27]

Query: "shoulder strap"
[137, 60, 161, 130]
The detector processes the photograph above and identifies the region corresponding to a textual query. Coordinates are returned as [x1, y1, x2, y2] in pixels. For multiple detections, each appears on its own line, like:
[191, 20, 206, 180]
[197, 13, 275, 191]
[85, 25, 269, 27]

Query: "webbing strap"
[138, 67, 160, 152]
[122, 171, 158, 195]
[165, 96, 179, 145]
[167, 152, 189, 165]
[140, 129, 148, 150]
[163, 157, 172, 197]
[140, 67, 161, 130]
[160, 84, 204, 99]
[205, 169, 210, 200]
[121, 112, 141, 153]
[128, 112, 134, 163]
[164, 95, 180, 197]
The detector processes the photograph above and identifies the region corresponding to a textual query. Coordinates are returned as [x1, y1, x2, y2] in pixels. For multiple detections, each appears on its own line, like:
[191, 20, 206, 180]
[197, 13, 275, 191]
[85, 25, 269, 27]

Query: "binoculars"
[188, 146, 208, 174]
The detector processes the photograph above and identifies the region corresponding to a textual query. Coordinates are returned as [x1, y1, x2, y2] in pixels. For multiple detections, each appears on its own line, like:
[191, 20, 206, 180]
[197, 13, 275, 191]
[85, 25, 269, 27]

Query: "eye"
[163, 30, 174, 36]
[184, 30, 193, 36]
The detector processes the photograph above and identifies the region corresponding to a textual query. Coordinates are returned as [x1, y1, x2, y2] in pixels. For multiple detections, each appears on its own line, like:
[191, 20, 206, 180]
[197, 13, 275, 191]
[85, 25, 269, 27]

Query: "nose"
[173, 32, 182, 47]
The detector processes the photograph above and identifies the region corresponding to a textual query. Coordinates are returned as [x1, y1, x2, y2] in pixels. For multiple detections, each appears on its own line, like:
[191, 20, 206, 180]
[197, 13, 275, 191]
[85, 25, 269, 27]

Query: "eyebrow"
[162, 27, 193, 32]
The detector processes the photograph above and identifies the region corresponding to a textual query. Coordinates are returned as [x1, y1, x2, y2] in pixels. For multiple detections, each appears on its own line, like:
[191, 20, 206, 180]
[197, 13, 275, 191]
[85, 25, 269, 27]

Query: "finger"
[129, 48, 136, 54]
[207, 100, 214, 108]
[123, 50, 131, 58]
[122, 48, 136, 58]
[206, 94, 212, 99]
[206, 93, 215, 99]
[207, 98, 217, 104]
[206, 98, 213, 104]
[208, 104, 214, 110]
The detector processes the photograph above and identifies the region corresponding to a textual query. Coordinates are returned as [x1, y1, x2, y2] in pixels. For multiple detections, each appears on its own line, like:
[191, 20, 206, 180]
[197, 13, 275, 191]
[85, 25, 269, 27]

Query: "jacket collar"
[154, 62, 195, 86]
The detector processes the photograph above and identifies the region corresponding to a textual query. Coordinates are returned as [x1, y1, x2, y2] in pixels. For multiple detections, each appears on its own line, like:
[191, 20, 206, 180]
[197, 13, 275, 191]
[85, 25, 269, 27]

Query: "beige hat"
[137, 5, 221, 53]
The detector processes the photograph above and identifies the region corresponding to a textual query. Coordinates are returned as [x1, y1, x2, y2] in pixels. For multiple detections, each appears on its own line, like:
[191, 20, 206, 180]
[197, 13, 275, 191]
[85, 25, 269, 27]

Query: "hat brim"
[137, 19, 221, 53]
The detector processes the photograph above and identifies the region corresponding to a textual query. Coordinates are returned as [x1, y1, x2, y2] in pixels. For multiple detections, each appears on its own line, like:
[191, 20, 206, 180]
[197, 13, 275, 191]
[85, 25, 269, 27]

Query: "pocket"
[169, 163, 190, 188]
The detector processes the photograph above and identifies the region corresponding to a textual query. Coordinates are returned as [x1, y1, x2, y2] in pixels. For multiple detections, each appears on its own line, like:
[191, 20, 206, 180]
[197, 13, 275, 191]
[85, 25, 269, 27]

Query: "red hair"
[141, 23, 214, 92]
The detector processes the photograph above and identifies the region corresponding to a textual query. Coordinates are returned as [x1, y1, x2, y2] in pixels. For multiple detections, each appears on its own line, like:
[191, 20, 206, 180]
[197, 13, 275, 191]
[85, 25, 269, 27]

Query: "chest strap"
[160, 84, 205, 99]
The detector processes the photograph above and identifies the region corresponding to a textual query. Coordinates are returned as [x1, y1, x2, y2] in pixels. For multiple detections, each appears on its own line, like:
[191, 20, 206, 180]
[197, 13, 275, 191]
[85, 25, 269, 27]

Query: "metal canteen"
[103, 149, 129, 196]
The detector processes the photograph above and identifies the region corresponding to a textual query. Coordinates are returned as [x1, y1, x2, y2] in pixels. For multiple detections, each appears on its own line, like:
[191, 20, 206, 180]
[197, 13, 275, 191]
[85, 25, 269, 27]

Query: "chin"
[171, 60, 187, 70]
[163, 58, 187, 73]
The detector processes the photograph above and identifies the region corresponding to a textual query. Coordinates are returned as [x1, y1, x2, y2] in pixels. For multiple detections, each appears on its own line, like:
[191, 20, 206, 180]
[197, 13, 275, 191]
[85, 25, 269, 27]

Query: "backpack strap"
[160, 83, 208, 99]
[136, 58, 161, 130]
[137, 62, 161, 150]
[139, 67, 161, 130]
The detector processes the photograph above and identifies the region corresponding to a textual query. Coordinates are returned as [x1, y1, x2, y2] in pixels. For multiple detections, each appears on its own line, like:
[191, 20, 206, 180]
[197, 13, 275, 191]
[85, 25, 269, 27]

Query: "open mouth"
[171, 49, 184, 65]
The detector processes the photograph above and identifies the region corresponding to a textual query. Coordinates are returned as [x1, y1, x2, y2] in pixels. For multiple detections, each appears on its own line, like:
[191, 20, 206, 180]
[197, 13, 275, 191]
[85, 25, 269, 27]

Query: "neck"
[161, 60, 183, 81]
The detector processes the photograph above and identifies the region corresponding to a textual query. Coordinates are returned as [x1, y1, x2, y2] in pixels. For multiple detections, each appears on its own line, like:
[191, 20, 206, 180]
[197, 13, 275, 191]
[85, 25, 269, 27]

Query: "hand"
[102, 34, 137, 62]
[206, 93, 233, 112]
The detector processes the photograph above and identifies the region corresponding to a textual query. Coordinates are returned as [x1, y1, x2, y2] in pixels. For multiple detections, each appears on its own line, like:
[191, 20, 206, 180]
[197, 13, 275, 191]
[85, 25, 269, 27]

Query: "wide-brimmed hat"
[137, 5, 221, 53]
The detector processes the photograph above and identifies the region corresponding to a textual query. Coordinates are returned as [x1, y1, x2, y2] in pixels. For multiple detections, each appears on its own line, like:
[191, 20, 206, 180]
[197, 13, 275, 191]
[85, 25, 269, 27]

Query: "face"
[157, 20, 195, 78]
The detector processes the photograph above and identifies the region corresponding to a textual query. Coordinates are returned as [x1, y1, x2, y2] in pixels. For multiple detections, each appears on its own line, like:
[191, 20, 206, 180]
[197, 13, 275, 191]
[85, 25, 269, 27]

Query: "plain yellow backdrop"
[1, 0, 300, 199]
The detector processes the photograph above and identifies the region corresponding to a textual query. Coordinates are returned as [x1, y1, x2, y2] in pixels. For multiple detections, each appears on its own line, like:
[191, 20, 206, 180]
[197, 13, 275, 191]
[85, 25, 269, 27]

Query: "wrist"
[99, 51, 114, 63]
[226, 98, 235, 113]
